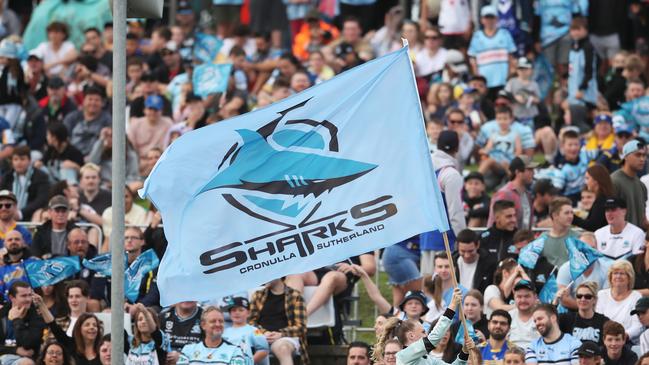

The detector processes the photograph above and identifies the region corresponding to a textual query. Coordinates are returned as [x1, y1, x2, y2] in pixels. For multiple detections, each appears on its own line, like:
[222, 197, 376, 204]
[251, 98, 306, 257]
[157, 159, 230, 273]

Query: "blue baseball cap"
[145, 94, 164, 110]
[621, 139, 646, 160]
[594, 114, 613, 125]
[480, 5, 497, 17]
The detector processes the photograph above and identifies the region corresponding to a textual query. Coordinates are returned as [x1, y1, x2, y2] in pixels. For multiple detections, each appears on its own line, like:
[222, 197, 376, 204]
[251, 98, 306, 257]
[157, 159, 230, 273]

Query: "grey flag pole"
[111, 0, 126, 362]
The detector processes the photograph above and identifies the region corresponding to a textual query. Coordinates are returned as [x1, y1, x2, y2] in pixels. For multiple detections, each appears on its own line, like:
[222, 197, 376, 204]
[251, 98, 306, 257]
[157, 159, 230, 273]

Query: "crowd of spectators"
[1, 0, 649, 364]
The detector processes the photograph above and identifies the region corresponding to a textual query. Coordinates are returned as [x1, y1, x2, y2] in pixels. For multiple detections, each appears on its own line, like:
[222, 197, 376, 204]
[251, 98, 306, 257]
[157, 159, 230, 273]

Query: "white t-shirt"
[425, 298, 446, 323]
[595, 223, 645, 260]
[596, 289, 643, 341]
[483, 284, 503, 319]
[33, 41, 76, 76]
[438, 0, 471, 35]
[508, 308, 539, 349]
[415, 47, 447, 76]
[66, 316, 79, 337]
[457, 257, 477, 290]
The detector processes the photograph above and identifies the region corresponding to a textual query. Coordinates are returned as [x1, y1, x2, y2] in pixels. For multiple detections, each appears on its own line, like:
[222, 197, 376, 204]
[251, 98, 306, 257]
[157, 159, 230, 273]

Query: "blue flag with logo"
[141, 45, 450, 305]
[539, 273, 558, 304]
[125, 249, 160, 302]
[518, 234, 547, 269]
[82, 253, 114, 276]
[454, 319, 480, 345]
[192, 63, 232, 98]
[566, 236, 603, 281]
[24, 256, 81, 288]
[193, 33, 223, 64]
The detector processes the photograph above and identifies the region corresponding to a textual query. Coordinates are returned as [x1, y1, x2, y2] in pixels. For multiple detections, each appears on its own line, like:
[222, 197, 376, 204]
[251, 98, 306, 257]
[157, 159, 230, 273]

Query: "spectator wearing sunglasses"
[559, 281, 610, 346]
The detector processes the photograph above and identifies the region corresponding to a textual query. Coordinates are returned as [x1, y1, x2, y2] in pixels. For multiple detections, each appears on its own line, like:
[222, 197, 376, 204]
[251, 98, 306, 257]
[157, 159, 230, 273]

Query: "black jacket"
[572, 195, 608, 232]
[31, 220, 78, 258]
[453, 249, 497, 293]
[0, 304, 46, 355]
[479, 226, 515, 261]
[0, 167, 50, 220]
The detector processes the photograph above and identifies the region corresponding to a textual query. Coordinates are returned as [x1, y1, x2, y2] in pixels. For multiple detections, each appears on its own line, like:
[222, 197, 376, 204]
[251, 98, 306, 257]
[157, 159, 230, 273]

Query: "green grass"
[353, 272, 393, 344]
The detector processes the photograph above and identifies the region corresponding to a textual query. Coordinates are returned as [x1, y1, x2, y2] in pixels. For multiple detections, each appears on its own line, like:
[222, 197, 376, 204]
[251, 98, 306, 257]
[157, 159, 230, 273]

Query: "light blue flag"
[518, 234, 547, 269]
[533, 54, 554, 100]
[566, 236, 603, 281]
[193, 33, 223, 64]
[539, 273, 558, 304]
[125, 249, 160, 302]
[141, 46, 450, 305]
[192, 63, 232, 98]
[24, 256, 81, 288]
[82, 253, 114, 276]
[454, 319, 479, 345]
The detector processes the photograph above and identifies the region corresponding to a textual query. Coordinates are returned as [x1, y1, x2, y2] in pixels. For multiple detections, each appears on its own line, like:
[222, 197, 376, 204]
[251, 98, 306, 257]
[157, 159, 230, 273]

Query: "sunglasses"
[0, 203, 13, 209]
[576, 294, 594, 300]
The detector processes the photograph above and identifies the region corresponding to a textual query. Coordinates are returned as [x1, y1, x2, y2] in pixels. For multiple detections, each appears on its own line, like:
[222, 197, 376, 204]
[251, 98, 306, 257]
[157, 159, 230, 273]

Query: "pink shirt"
[127, 116, 173, 156]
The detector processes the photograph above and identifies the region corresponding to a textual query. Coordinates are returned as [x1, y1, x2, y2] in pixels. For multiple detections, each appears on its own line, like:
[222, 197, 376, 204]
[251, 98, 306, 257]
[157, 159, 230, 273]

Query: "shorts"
[542, 33, 571, 66]
[274, 337, 301, 355]
[589, 34, 620, 61]
[382, 244, 421, 286]
[250, 0, 288, 33]
[212, 4, 241, 24]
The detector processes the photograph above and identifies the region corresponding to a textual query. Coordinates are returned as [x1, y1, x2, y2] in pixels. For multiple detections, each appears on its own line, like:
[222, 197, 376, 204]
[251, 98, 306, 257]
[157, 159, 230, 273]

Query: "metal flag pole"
[442, 232, 479, 363]
[111, 0, 126, 362]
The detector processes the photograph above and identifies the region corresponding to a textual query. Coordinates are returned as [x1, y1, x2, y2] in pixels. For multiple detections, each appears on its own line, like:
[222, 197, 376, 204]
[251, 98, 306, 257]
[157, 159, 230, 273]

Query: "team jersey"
[594, 223, 645, 260]
[535, 151, 588, 197]
[223, 324, 269, 364]
[481, 340, 512, 364]
[568, 39, 598, 105]
[616, 96, 649, 142]
[159, 307, 203, 352]
[477, 120, 535, 150]
[468, 28, 516, 88]
[127, 330, 171, 365]
[488, 129, 518, 163]
[178, 341, 252, 365]
[525, 333, 581, 365]
[535, 0, 587, 47]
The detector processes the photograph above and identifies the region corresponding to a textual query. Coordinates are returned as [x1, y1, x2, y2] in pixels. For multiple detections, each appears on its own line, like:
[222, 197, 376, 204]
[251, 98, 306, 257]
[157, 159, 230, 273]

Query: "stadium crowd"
[1, 0, 649, 364]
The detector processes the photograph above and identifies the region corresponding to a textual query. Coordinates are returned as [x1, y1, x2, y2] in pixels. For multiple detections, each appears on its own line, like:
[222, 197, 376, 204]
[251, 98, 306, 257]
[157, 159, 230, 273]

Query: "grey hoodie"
[430, 150, 466, 235]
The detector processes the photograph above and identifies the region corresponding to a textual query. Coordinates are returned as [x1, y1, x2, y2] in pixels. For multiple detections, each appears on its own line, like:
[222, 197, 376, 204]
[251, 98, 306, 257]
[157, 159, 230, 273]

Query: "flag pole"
[442, 231, 479, 362]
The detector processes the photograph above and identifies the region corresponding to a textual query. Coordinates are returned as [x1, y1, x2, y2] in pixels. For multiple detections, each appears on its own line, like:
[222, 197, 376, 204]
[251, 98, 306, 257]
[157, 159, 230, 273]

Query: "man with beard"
[480, 309, 513, 363]
[526, 304, 582, 364]
[0, 190, 32, 247]
[177, 306, 251, 364]
[0, 231, 34, 299]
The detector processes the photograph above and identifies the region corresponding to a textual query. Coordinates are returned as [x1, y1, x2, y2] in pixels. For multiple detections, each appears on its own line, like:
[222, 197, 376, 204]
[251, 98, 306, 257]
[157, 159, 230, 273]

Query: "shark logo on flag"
[197, 98, 377, 222]
[142, 45, 451, 305]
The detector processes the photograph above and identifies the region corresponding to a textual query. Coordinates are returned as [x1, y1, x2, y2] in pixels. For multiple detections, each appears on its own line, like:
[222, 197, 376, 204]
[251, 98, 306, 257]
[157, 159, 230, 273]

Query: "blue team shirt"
[536, 150, 589, 197]
[525, 333, 581, 365]
[212, 0, 243, 5]
[468, 28, 516, 88]
[127, 330, 171, 365]
[178, 341, 252, 365]
[535, 0, 587, 47]
[617, 96, 649, 141]
[568, 44, 598, 105]
[223, 325, 269, 365]
[477, 120, 535, 150]
[488, 129, 518, 163]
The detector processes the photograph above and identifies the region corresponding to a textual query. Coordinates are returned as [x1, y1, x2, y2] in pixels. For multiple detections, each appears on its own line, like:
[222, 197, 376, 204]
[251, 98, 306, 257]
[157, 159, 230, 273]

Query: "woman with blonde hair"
[558, 281, 609, 345]
[596, 260, 643, 341]
[375, 288, 476, 365]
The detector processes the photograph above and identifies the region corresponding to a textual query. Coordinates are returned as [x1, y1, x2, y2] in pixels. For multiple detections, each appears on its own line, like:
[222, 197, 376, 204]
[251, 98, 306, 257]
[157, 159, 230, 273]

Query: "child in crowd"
[223, 296, 269, 365]
[567, 17, 598, 132]
[462, 171, 490, 227]
[478, 105, 522, 179]
[505, 57, 541, 129]
[583, 114, 615, 162]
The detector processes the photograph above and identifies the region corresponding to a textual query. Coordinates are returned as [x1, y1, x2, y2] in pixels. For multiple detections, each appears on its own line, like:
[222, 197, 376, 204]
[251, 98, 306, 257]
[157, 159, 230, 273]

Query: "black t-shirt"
[79, 189, 112, 216]
[258, 291, 288, 332]
[559, 312, 609, 345]
[159, 307, 203, 352]
[43, 143, 85, 167]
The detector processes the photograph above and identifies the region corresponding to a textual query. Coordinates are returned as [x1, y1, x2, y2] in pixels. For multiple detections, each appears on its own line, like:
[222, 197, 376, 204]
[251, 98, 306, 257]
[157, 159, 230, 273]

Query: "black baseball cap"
[224, 296, 250, 310]
[631, 297, 649, 315]
[604, 197, 627, 210]
[48, 76, 65, 89]
[464, 171, 484, 183]
[437, 130, 459, 153]
[576, 341, 601, 358]
[513, 279, 535, 292]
